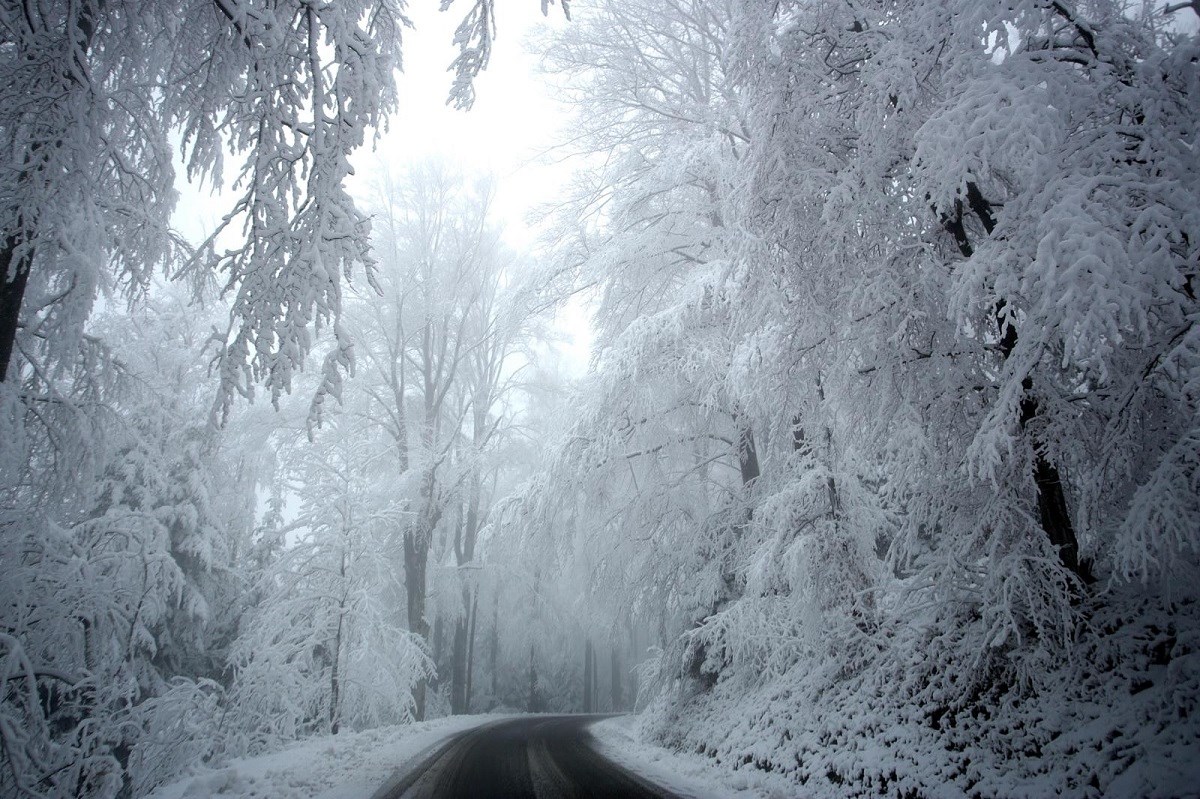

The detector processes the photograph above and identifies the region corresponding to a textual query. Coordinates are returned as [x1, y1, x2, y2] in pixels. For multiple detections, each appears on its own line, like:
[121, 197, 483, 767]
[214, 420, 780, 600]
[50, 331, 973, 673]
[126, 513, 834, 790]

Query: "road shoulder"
[146, 715, 514, 799]
[588, 716, 794, 799]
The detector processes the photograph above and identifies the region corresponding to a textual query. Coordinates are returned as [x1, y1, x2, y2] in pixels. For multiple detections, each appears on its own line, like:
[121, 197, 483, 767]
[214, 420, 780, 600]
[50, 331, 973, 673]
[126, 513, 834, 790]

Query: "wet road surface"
[373, 715, 682, 799]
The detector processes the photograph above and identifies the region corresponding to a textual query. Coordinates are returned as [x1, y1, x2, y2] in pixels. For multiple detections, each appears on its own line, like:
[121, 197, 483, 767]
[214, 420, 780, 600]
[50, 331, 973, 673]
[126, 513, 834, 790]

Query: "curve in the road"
[375, 714, 682, 799]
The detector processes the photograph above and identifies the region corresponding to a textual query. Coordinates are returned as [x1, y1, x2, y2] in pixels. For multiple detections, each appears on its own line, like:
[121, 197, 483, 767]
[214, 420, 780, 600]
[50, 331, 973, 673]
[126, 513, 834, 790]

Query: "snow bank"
[635, 592, 1200, 799]
[590, 716, 795, 799]
[145, 715, 506, 799]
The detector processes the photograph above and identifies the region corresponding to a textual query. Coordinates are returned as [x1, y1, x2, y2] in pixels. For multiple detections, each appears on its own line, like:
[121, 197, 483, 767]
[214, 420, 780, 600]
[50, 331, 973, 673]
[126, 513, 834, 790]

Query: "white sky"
[376, 1, 590, 371]
[368, 1, 571, 248]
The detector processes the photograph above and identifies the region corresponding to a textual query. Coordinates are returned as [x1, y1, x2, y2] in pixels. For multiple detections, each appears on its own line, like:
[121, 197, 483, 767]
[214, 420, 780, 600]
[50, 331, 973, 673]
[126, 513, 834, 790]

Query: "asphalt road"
[373, 715, 683, 799]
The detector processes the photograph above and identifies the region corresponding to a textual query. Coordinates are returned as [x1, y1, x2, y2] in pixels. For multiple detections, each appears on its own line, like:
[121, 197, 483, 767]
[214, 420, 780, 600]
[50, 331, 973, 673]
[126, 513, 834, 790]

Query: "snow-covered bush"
[225, 414, 433, 754]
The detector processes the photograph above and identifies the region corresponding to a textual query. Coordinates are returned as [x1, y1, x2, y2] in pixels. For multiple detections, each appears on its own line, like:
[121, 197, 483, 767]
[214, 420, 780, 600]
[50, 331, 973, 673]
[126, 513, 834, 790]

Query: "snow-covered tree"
[228, 412, 430, 752]
[0, 0, 566, 406]
[344, 160, 548, 718]
[0, 2, 570, 791]
[535, 0, 765, 636]
[0, 0, 405, 412]
[526, 0, 1200, 794]
[0, 287, 261, 796]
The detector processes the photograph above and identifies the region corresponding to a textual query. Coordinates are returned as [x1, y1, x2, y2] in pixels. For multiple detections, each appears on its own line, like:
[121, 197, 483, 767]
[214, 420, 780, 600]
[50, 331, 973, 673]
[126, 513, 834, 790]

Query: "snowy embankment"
[146, 715, 505, 799]
[631, 592, 1199, 799]
[590, 716, 793, 799]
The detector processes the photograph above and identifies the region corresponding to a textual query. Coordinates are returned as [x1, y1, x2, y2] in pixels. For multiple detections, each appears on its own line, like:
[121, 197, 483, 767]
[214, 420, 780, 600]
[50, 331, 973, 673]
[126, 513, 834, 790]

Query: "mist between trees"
[2, 0, 1198, 797]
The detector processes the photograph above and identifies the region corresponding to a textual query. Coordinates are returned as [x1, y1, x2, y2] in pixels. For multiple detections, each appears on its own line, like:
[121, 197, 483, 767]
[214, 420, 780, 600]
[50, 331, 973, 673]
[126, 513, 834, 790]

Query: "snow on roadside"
[589, 715, 796, 799]
[146, 715, 508, 799]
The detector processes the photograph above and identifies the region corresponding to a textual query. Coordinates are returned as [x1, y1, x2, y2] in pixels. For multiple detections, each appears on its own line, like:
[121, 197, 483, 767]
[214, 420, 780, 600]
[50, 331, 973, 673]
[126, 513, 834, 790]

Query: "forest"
[1, 0, 1197, 797]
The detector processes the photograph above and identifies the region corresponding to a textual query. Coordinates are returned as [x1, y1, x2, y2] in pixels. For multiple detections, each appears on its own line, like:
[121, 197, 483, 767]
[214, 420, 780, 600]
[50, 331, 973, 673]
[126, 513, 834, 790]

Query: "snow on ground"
[589, 715, 796, 799]
[146, 715, 508, 799]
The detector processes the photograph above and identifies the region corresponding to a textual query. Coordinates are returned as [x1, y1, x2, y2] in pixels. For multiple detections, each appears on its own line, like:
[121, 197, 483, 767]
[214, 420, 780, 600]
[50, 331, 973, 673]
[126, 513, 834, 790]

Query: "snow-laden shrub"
[643, 584, 1199, 798]
[127, 678, 224, 797]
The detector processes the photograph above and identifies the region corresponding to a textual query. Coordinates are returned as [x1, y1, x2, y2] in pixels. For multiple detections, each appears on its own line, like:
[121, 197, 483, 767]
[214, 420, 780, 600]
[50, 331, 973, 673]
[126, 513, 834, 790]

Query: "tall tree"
[348, 161, 543, 718]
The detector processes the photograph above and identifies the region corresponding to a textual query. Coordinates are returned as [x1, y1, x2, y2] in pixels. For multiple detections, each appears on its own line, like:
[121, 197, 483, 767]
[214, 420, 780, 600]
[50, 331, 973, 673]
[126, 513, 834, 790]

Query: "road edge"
[367, 717, 511, 799]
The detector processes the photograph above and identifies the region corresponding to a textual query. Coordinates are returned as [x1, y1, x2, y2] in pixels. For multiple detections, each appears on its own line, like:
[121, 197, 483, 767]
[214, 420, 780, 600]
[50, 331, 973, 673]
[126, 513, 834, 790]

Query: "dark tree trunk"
[736, 418, 761, 486]
[527, 643, 539, 713]
[450, 475, 482, 714]
[1, 4, 104, 383]
[490, 593, 499, 699]
[404, 461, 444, 721]
[792, 415, 807, 452]
[687, 413, 763, 689]
[592, 644, 599, 710]
[433, 613, 444, 670]
[628, 664, 638, 711]
[450, 610, 468, 714]
[940, 182, 1091, 583]
[330, 613, 343, 735]
[465, 589, 478, 713]
[610, 647, 622, 711]
[583, 639, 594, 712]
[403, 528, 430, 720]
[330, 551, 346, 735]
[0, 234, 30, 382]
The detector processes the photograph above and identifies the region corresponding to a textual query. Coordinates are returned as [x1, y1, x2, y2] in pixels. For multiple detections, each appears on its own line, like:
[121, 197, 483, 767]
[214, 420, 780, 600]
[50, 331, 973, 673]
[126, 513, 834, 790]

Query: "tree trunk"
[490, 593, 499, 700]
[941, 182, 1091, 583]
[813, 374, 841, 520]
[1, 4, 105, 383]
[610, 647, 622, 711]
[331, 550, 347, 735]
[404, 459, 445, 721]
[527, 643, 539, 713]
[736, 417, 761, 486]
[450, 470, 482, 714]
[403, 526, 430, 720]
[687, 413, 761, 689]
[583, 639, 594, 712]
[465, 589, 478, 713]
[0, 234, 30, 382]
[450, 609, 468, 714]
[433, 613, 444, 676]
[330, 612, 343, 735]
